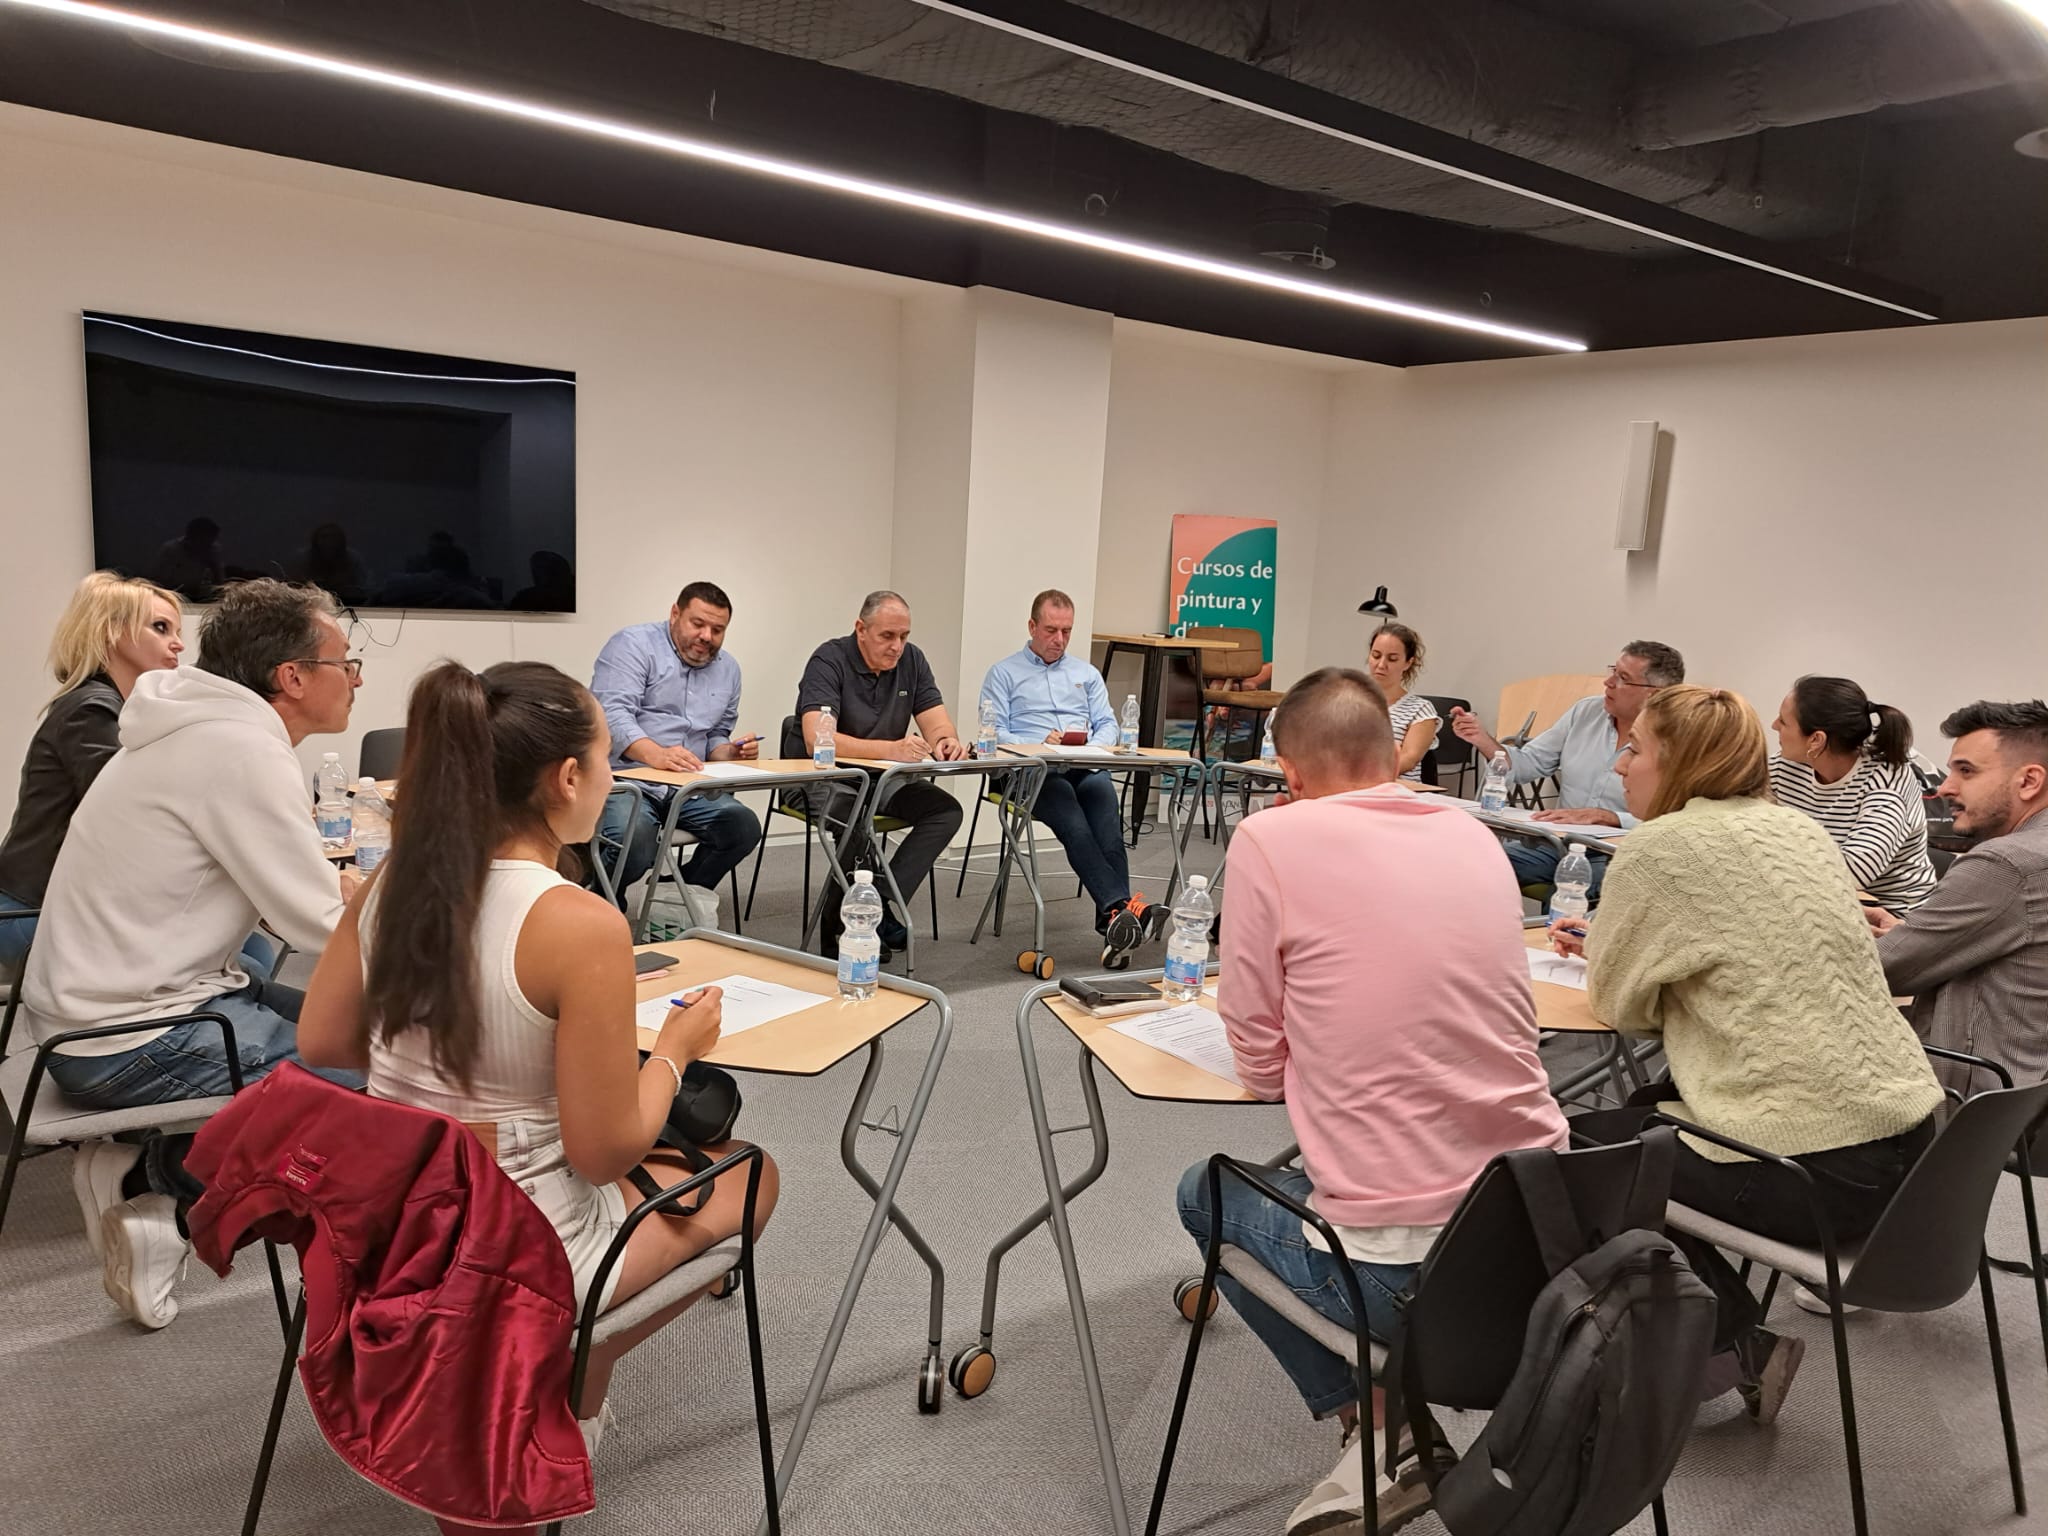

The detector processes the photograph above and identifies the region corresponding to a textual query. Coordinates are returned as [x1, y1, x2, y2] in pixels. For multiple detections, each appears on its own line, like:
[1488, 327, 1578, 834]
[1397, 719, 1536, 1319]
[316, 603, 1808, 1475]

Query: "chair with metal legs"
[1654, 1069, 2048, 1536]
[1150, 1137, 1686, 1536]
[241, 1142, 778, 1535]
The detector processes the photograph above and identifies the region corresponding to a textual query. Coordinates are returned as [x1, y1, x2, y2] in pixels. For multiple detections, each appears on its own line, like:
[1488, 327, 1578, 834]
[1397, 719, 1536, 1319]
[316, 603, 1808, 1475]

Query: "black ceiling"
[3, 0, 2046, 365]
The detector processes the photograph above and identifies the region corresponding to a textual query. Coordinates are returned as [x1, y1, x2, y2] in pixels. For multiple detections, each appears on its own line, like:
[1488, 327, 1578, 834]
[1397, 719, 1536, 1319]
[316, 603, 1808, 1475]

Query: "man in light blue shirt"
[589, 581, 762, 906]
[983, 589, 1160, 959]
[1449, 640, 1685, 898]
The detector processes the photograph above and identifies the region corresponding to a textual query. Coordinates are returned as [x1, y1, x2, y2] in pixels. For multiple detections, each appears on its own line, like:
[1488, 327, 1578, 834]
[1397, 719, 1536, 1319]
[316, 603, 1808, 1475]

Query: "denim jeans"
[1176, 1161, 1418, 1418]
[596, 787, 762, 900]
[1503, 838, 1610, 900]
[43, 975, 362, 1107]
[1033, 769, 1130, 921]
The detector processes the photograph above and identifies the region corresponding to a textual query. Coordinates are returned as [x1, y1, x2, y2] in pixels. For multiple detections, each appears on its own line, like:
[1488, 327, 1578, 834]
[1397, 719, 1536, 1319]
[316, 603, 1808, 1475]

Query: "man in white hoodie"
[24, 578, 362, 1327]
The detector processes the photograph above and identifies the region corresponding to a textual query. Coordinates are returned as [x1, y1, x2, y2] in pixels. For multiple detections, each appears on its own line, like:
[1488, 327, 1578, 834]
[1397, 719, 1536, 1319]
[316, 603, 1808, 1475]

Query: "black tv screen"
[81, 312, 576, 612]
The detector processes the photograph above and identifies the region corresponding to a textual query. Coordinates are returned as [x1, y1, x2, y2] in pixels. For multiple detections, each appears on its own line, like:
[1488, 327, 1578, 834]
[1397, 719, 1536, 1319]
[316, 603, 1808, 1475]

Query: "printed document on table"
[1455, 802, 1625, 842]
[1109, 1003, 1244, 1088]
[1000, 744, 1109, 759]
[635, 974, 824, 1035]
[1526, 951, 1590, 990]
[695, 762, 766, 780]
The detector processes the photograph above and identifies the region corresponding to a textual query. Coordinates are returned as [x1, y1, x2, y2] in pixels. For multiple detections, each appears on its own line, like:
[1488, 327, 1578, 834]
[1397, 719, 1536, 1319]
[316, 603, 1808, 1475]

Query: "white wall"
[1309, 319, 2048, 747]
[1096, 322, 1358, 692]
[0, 104, 905, 801]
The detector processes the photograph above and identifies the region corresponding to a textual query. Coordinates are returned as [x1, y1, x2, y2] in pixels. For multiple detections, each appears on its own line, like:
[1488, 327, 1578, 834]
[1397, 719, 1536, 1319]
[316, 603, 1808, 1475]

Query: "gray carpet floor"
[3, 813, 2046, 1536]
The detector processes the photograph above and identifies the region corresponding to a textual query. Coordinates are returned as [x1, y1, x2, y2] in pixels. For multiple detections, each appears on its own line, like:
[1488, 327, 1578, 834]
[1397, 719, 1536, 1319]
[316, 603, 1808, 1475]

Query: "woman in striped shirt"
[1366, 622, 1440, 783]
[1769, 675, 1937, 914]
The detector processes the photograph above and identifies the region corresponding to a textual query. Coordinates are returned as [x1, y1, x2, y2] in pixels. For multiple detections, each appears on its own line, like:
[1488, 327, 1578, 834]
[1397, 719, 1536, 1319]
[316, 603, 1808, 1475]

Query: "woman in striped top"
[1769, 675, 1937, 914]
[1366, 622, 1440, 783]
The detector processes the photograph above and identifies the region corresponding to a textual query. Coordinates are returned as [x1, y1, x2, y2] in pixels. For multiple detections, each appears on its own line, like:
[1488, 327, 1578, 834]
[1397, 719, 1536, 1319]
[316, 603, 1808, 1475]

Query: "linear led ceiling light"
[909, 0, 1939, 323]
[6, 0, 1587, 353]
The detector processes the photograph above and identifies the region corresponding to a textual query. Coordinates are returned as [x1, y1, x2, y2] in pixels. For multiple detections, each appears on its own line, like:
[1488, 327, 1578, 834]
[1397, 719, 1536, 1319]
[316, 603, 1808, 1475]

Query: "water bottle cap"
[322, 751, 340, 761]
[1186, 875, 1208, 890]
[357, 776, 377, 789]
[853, 868, 874, 883]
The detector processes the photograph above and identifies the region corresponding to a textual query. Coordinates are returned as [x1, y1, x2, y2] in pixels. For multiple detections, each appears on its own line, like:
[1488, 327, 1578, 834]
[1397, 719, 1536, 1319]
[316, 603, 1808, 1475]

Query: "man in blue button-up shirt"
[589, 581, 762, 906]
[983, 590, 1158, 955]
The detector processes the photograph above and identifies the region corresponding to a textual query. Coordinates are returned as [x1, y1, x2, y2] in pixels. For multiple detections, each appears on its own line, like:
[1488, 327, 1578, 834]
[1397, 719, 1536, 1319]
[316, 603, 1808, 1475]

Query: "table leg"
[1016, 986, 1134, 1536]
[800, 773, 874, 952]
[1127, 648, 1166, 841]
[763, 1006, 952, 1524]
[634, 785, 693, 942]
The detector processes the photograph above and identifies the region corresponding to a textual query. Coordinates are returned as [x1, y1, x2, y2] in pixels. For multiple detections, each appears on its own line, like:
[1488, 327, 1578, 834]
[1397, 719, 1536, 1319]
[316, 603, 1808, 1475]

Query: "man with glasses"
[1448, 641, 1685, 897]
[23, 578, 365, 1330]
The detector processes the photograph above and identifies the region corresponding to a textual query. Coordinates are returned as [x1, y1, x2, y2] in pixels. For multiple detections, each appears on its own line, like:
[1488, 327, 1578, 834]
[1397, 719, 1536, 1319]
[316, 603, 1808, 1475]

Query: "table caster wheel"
[917, 1352, 944, 1414]
[1174, 1277, 1219, 1322]
[710, 1269, 740, 1300]
[1018, 950, 1055, 979]
[948, 1344, 996, 1399]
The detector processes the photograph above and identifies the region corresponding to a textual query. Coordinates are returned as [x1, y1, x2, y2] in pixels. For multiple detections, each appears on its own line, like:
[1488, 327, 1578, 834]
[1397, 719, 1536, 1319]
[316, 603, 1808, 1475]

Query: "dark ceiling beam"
[906, 0, 1945, 321]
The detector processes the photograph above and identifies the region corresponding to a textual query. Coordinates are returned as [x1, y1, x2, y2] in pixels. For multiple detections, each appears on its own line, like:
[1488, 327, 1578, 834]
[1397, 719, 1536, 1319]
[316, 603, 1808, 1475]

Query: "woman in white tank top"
[297, 659, 779, 1465]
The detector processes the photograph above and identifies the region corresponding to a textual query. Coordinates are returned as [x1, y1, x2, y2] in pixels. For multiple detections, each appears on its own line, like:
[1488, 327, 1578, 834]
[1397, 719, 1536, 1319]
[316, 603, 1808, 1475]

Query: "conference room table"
[1459, 800, 1628, 862]
[837, 753, 1049, 975]
[630, 930, 954, 1514]
[617, 759, 869, 943]
[1204, 761, 1446, 893]
[961, 941, 1636, 1536]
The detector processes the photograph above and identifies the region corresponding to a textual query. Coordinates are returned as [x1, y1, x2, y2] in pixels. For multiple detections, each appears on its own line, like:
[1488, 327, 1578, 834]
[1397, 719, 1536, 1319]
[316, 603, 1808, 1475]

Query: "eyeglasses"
[1605, 667, 1654, 690]
[294, 656, 364, 680]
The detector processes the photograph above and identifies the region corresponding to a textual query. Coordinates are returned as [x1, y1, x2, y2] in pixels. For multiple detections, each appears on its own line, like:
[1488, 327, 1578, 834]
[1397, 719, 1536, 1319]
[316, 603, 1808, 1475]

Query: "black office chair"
[1419, 695, 1472, 793]
[357, 728, 405, 783]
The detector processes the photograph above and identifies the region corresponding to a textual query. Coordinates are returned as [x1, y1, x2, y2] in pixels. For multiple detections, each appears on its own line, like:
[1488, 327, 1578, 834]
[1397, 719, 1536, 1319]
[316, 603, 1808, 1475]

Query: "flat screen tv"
[81, 312, 576, 612]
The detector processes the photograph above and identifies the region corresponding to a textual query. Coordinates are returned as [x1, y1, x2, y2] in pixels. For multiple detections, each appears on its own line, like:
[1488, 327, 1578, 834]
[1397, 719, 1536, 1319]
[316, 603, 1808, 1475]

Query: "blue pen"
[667, 995, 696, 1009]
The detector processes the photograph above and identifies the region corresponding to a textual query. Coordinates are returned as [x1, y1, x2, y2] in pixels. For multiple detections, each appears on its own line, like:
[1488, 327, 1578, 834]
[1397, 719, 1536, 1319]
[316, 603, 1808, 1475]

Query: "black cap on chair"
[1356, 586, 1397, 617]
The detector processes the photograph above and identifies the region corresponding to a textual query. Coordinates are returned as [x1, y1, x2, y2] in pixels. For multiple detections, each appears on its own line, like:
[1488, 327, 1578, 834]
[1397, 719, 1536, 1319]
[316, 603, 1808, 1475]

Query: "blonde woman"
[1365, 622, 1439, 782]
[1553, 685, 1942, 1427]
[0, 573, 185, 970]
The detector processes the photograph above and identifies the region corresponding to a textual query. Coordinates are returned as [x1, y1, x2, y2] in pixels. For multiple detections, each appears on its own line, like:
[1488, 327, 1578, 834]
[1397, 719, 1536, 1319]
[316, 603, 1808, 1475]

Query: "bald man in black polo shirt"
[785, 590, 966, 955]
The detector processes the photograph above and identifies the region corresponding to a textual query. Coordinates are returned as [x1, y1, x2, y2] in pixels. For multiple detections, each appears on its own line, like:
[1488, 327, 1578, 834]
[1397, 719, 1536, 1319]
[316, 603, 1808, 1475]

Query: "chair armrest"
[1923, 1044, 2013, 1089]
[568, 1142, 767, 1407]
[1643, 1111, 1847, 1283]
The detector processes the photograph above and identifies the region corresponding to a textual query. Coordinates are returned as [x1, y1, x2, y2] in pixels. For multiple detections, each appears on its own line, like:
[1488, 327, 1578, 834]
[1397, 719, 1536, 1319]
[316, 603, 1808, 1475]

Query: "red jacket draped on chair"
[186, 1063, 596, 1528]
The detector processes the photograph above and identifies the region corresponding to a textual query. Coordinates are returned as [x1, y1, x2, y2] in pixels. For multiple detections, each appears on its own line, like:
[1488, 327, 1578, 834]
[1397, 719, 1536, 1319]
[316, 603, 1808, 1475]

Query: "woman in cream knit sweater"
[1554, 685, 1942, 1426]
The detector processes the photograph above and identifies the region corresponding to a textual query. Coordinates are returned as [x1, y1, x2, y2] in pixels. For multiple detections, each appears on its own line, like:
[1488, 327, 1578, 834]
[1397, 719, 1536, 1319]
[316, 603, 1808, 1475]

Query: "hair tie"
[1869, 709, 1882, 730]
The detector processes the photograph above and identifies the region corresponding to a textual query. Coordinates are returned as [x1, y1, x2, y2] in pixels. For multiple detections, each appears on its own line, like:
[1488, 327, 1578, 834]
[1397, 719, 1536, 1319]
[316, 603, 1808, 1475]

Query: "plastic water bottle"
[1551, 843, 1593, 925]
[837, 869, 883, 999]
[351, 776, 392, 874]
[1259, 717, 1278, 764]
[1164, 876, 1215, 1001]
[1480, 749, 1511, 812]
[315, 753, 351, 852]
[1119, 694, 1140, 754]
[976, 697, 998, 758]
[813, 706, 837, 769]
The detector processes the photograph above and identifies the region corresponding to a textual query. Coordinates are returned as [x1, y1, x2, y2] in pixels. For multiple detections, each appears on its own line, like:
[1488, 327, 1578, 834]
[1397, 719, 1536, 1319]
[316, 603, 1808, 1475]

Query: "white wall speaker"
[1616, 419, 1660, 552]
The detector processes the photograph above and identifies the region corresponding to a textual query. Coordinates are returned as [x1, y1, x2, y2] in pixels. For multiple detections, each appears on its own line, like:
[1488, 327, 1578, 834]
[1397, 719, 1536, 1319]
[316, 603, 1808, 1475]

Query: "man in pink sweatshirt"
[1177, 667, 1566, 1536]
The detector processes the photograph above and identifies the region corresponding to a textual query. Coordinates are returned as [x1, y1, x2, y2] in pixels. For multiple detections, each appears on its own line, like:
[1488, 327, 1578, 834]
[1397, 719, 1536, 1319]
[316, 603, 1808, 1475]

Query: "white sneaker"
[71, 1140, 141, 1258]
[679, 883, 721, 932]
[99, 1194, 190, 1330]
[1286, 1422, 1434, 1536]
[1791, 1282, 1859, 1317]
[578, 1398, 615, 1458]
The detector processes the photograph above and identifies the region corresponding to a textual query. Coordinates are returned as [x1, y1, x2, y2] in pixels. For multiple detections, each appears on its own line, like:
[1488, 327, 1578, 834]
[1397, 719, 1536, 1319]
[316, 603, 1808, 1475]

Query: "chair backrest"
[358, 728, 407, 783]
[1421, 696, 1473, 781]
[1495, 674, 1605, 741]
[1400, 1137, 1661, 1409]
[1184, 626, 1264, 684]
[777, 712, 803, 759]
[1841, 1080, 2048, 1311]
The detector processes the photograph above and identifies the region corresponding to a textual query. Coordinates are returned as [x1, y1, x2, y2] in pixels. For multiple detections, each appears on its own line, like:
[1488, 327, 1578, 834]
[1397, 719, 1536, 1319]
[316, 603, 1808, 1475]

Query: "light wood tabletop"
[1042, 983, 1259, 1105]
[1523, 927, 1608, 1034]
[1092, 632, 1239, 650]
[633, 939, 925, 1077]
[1000, 743, 1199, 764]
[619, 757, 829, 790]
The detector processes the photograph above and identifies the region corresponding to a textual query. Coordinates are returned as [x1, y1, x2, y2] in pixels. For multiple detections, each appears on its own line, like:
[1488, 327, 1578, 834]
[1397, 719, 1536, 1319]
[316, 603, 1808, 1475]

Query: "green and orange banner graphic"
[1168, 514, 1277, 661]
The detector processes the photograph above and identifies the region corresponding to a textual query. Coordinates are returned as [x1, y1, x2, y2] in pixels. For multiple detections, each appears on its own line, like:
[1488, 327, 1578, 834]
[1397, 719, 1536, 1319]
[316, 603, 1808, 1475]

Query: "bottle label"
[838, 952, 879, 987]
[1163, 950, 1205, 988]
[355, 843, 386, 874]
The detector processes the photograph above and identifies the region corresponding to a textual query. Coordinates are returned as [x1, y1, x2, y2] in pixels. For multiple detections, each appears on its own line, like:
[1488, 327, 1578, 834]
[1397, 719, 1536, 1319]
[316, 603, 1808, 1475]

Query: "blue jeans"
[0, 894, 276, 981]
[43, 975, 361, 1107]
[1176, 1162, 1418, 1418]
[597, 788, 762, 900]
[1503, 838, 1610, 900]
[1034, 770, 1130, 921]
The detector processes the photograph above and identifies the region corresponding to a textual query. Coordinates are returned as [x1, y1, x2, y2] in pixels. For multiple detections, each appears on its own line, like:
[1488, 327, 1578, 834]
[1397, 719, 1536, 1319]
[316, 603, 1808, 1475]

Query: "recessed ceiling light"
[3, 0, 1589, 353]
[2017, 127, 2048, 160]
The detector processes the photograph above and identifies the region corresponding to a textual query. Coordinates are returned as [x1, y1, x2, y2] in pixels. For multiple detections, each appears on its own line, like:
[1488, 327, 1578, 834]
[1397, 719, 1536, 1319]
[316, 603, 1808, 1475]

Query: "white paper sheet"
[635, 974, 825, 1036]
[1525, 950, 1590, 990]
[1108, 1003, 1244, 1088]
[1000, 743, 1111, 759]
[1455, 801, 1625, 842]
[694, 762, 767, 779]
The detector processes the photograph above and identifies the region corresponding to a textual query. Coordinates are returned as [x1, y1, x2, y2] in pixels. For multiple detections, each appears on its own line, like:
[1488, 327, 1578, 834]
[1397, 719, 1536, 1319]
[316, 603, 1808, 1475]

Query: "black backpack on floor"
[1400, 1129, 1715, 1536]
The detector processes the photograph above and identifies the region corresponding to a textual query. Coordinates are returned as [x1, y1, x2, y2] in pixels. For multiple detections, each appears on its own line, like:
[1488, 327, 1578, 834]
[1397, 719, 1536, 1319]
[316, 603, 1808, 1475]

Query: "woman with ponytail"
[298, 660, 777, 1468]
[1770, 676, 1937, 915]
